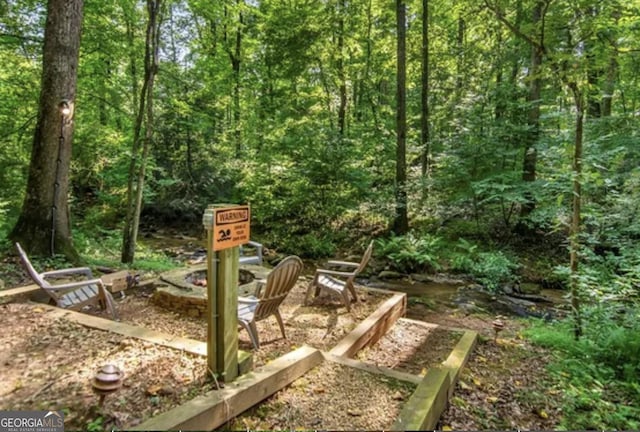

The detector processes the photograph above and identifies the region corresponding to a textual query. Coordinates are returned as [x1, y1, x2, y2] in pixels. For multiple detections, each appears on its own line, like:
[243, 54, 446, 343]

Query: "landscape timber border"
[2, 283, 477, 430]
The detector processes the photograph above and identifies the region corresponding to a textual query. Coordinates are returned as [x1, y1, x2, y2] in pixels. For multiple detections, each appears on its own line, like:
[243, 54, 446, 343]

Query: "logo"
[217, 229, 232, 242]
[0, 411, 64, 432]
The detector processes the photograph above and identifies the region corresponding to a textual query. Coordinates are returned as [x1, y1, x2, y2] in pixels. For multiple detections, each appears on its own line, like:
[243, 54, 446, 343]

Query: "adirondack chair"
[15, 243, 118, 319]
[237, 255, 303, 349]
[304, 241, 374, 312]
[239, 240, 263, 265]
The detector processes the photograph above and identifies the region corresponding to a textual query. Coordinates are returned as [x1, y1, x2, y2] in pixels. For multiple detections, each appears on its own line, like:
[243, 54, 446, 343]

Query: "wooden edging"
[35, 303, 209, 355]
[330, 292, 406, 358]
[442, 330, 478, 397]
[0, 284, 39, 298]
[26, 302, 253, 372]
[131, 346, 324, 431]
[391, 330, 478, 431]
[322, 352, 423, 385]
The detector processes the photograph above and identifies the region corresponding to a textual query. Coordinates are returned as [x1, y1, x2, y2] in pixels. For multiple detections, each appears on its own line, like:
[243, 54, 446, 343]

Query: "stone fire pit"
[152, 264, 271, 317]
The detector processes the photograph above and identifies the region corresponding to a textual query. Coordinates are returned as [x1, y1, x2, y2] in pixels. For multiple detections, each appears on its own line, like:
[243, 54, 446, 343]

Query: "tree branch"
[483, 0, 543, 51]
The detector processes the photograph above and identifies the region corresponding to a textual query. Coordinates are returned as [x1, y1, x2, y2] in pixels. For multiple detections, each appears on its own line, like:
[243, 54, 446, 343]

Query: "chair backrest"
[355, 241, 374, 275]
[15, 242, 50, 289]
[254, 255, 303, 322]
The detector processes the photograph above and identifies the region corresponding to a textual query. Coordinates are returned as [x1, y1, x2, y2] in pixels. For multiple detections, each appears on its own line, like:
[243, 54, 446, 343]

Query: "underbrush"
[376, 234, 519, 291]
[73, 229, 180, 273]
[524, 305, 640, 430]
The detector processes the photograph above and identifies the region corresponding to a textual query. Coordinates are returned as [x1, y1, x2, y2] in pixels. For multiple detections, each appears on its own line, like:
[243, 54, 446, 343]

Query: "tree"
[9, 0, 83, 260]
[121, 0, 162, 264]
[420, 0, 431, 180]
[393, 0, 408, 235]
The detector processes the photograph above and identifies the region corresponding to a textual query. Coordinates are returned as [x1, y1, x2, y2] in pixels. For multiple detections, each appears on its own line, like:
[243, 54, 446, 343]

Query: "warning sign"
[211, 205, 250, 251]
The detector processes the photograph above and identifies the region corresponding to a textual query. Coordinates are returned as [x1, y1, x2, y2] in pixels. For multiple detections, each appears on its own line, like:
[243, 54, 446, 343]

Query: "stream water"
[365, 278, 567, 319]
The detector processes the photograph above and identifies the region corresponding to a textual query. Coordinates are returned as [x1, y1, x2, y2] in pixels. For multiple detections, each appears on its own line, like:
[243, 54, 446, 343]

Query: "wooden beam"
[391, 367, 450, 431]
[322, 352, 422, 385]
[442, 330, 478, 396]
[0, 284, 39, 298]
[216, 246, 239, 381]
[397, 317, 439, 330]
[30, 302, 253, 374]
[131, 346, 324, 431]
[391, 330, 478, 430]
[330, 292, 406, 358]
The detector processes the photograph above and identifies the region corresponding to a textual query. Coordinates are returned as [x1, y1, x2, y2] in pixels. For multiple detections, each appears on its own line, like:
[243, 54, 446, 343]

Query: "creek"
[365, 278, 567, 319]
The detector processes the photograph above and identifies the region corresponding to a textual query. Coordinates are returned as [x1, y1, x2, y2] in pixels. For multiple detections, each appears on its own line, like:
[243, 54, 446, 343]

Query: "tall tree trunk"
[225, 1, 243, 157]
[601, 7, 621, 117]
[455, 15, 465, 98]
[393, 0, 408, 235]
[121, 0, 162, 264]
[232, 11, 242, 156]
[420, 0, 430, 179]
[568, 82, 584, 339]
[601, 52, 617, 117]
[586, 54, 601, 118]
[337, 0, 347, 136]
[519, 1, 543, 219]
[10, 0, 83, 261]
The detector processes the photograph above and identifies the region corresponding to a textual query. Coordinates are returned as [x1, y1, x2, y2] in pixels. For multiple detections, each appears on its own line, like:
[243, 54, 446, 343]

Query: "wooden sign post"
[202, 204, 250, 382]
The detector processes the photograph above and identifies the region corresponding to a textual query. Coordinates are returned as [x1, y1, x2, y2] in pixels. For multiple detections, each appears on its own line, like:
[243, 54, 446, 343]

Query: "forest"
[0, 0, 639, 429]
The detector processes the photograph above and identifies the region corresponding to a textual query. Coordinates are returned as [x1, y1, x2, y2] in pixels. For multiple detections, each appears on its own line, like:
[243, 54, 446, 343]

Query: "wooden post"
[204, 204, 249, 382]
[216, 246, 239, 381]
[203, 207, 217, 375]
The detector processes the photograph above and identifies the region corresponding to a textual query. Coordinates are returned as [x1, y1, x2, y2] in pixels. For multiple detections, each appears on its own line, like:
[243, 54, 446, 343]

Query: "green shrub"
[276, 233, 336, 259]
[448, 239, 518, 291]
[376, 233, 442, 274]
[525, 305, 640, 430]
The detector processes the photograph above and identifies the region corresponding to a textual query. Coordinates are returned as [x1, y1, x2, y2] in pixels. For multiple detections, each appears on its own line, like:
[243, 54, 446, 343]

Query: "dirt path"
[405, 302, 563, 429]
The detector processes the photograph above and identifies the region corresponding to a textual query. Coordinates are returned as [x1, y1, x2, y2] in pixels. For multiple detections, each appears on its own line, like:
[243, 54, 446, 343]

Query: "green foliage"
[86, 416, 103, 432]
[275, 233, 336, 259]
[525, 305, 640, 429]
[447, 239, 518, 291]
[376, 233, 442, 274]
[73, 227, 180, 273]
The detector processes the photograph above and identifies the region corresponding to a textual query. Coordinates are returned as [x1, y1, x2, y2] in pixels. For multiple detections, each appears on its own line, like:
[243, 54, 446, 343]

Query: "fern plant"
[376, 233, 442, 274]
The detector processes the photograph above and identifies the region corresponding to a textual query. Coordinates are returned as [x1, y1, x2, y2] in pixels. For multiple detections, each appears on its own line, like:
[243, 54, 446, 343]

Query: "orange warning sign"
[212, 205, 250, 251]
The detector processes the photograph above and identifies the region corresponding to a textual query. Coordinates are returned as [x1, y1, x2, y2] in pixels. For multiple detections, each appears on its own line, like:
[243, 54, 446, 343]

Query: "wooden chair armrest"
[238, 295, 259, 305]
[44, 279, 103, 291]
[41, 267, 94, 279]
[247, 240, 263, 250]
[254, 279, 267, 297]
[316, 269, 356, 278]
[327, 260, 359, 268]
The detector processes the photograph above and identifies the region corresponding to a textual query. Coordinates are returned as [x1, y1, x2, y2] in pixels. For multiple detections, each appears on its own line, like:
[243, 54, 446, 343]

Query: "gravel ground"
[221, 361, 416, 430]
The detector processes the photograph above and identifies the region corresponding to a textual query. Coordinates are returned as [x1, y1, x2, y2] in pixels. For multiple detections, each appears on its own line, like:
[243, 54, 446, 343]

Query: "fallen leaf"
[472, 377, 482, 387]
[420, 368, 428, 376]
[486, 396, 498, 403]
[538, 409, 549, 419]
[146, 384, 162, 396]
[347, 409, 362, 416]
[442, 426, 452, 431]
[452, 396, 467, 407]
[458, 380, 472, 391]
[392, 391, 404, 401]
